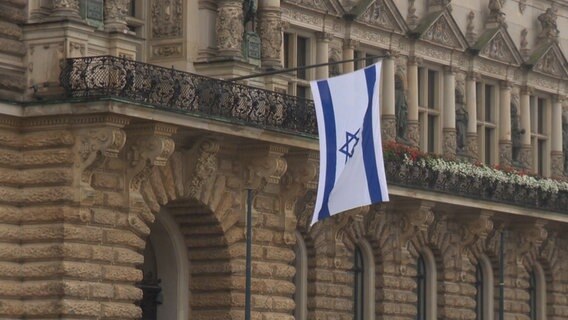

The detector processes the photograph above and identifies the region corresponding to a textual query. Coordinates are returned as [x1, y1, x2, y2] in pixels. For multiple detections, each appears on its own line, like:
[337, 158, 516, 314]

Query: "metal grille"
[59, 56, 318, 136]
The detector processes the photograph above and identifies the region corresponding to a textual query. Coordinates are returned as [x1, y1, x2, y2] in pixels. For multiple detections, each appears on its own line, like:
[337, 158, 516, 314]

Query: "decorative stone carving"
[499, 141, 512, 167]
[216, 0, 244, 56]
[125, 123, 176, 221]
[511, 104, 524, 166]
[466, 133, 479, 161]
[104, 0, 130, 32]
[359, 0, 398, 31]
[481, 33, 514, 63]
[395, 77, 408, 142]
[399, 201, 435, 243]
[407, 0, 418, 29]
[75, 125, 127, 205]
[488, 0, 505, 26]
[520, 29, 529, 60]
[519, 0, 527, 14]
[422, 16, 460, 48]
[284, 0, 328, 12]
[466, 11, 476, 45]
[258, 9, 282, 68]
[428, 0, 451, 12]
[551, 151, 563, 177]
[443, 128, 457, 159]
[538, 8, 559, 42]
[534, 48, 564, 78]
[455, 90, 467, 154]
[186, 139, 220, 199]
[151, 0, 183, 38]
[52, 0, 80, 17]
[382, 115, 396, 142]
[243, 144, 288, 191]
[407, 121, 419, 147]
[519, 145, 532, 170]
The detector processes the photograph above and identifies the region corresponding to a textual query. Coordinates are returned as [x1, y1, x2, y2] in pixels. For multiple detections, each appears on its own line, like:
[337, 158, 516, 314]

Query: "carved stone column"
[499, 81, 512, 166]
[342, 39, 358, 74]
[315, 32, 333, 79]
[551, 96, 564, 176]
[520, 87, 532, 169]
[258, 0, 282, 68]
[51, 0, 81, 18]
[407, 57, 420, 147]
[104, 0, 130, 32]
[466, 72, 479, 160]
[443, 67, 456, 158]
[216, 0, 244, 57]
[382, 54, 396, 141]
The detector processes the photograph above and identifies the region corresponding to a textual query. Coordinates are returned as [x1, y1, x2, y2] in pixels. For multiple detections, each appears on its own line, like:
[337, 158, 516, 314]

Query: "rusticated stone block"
[113, 247, 143, 265]
[60, 299, 101, 316]
[114, 284, 142, 301]
[104, 229, 145, 249]
[101, 302, 141, 318]
[102, 265, 142, 282]
[0, 299, 23, 317]
[61, 261, 103, 280]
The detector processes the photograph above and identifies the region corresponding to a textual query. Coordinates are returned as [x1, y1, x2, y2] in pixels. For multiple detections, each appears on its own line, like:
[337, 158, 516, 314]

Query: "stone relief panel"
[534, 48, 566, 78]
[480, 32, 515, 64]
[281, 6, 323, 28]
[358, 0, 401, 32]
[422, 15, 461, 49]
[282, 0, 330, 13]
[151, 0, 183, 38]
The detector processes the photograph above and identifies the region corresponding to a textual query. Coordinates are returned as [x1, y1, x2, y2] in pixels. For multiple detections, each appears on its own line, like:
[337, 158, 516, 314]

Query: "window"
[417, 254, 427, 320]
[418, 67, 441, 153]
[354, 246, 364, 320]
[354, 50, 379, 70]
[284, 32, 312, 97]
[475, 256, 494, 320]
[416, 249, 437, 320]
[528, 263, 546, 320]
[531, 96, 549, 176]
[353, 242, 375, 320]
[126, 0, 144, 35]
[294, 232, 308, 320]
[476, 83, 497, 165]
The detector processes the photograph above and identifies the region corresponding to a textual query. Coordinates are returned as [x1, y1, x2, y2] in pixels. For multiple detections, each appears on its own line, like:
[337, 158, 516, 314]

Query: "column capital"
[466, 71, 481, 81]
[520, 85, 533, 95]
[281, 20, 290, 31]
[443, 65, 458, 74]
[407, 56, 423, 66]
[553, 94, 566, 103]
[500, 80, 513, 89]
[342, 39, 359, 50]
[316, 32, 334, 42]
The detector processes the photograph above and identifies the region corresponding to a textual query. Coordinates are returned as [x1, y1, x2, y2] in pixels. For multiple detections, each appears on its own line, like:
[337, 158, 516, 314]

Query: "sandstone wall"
[0, 0, 26, 100]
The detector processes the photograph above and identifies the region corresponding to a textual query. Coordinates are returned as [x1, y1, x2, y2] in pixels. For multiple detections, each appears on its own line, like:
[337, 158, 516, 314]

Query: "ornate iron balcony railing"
[60, 56, 318, 136]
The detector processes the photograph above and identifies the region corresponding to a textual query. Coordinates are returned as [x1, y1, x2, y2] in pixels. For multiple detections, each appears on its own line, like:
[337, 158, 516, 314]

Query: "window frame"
[530, 95, 551, 177]
[283, 30, 314, 97]
[476, 81, 499, 166]
[417, 66, 442, 154]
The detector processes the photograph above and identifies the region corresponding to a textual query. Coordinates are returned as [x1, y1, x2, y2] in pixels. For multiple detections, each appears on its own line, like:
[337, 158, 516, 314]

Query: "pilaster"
[382, 55, 396, 141]
[315, 32, 333, 79]
[51, 0, 81, 19]
[520, 87, 532, 170]
[443, 67, 456, 158]
[104, 0, 130, 32]
[407, 57, 420, 148]
[499, 81, 512, 166]
[342, 39, 358, 74]
[551, 96, 564, 177]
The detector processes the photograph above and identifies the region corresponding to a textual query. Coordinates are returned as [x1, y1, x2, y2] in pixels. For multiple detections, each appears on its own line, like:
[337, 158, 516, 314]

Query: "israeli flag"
[310, 62, 389, 226]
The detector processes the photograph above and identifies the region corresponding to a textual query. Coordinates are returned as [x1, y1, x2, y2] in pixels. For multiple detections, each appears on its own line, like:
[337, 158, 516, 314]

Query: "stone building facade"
[1, 0, 568, 319]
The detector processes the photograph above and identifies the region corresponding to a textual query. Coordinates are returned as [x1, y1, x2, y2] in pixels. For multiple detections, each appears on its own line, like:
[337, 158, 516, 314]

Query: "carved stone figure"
[520, 28, 529, 59]
[511, 105, 524, 165]
[407, 0, 418, 29]
[538, 8, 559, 41]
[466, 11, 476, 45]
[488, 0, 505, 25]
[395, 78, 408, 141]
[243, 0, 258, 25]
[455, 90, 468, 153]
[152, 0, 183, 38]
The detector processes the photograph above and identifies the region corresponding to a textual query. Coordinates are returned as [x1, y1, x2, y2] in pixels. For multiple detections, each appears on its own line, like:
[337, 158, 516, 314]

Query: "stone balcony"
[56, 55, 568, 215]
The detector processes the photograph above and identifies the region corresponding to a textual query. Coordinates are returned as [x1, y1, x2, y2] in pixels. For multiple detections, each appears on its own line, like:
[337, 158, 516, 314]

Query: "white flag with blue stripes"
[310, 62, 389, 226]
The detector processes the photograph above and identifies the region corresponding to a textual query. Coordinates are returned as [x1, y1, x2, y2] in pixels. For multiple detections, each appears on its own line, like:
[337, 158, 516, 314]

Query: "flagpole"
[229, 55, 388, 82]
[499, 230, 506, 320]
[245, 188, 253, 320]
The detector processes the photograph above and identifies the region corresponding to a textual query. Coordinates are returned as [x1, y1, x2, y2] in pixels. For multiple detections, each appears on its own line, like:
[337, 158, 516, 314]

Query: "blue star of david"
[338, 129, 360, 163]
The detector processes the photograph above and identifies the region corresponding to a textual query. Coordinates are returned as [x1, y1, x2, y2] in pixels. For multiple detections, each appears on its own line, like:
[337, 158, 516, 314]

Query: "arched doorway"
[139, 210, 190, 320]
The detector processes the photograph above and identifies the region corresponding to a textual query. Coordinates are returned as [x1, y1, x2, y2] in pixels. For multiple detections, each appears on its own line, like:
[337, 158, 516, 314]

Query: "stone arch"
[138, 139, 244, 319]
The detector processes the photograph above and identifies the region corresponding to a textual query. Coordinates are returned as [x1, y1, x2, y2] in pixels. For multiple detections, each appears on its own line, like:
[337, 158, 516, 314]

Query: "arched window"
[354, 246, 364, 320]
[529, 262, 546, 320]
[475, 255, 494, 320]
[416, 248, 437, 320]
[353, 241, 375, 320]
[294, 232, 308, 320]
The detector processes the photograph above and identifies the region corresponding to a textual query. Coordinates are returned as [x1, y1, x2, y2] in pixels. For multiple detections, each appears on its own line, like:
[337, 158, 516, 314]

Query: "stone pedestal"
[408, 120, 420, 148]
[382, 115, 396, 142]
[551, 151, 564, 177]
[519, 145, 532, 170]
[466, 133, 479, 162]
[443, 128, 457, 159]
[499, 140, 512, 167]
[216, 0, 244, 57]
